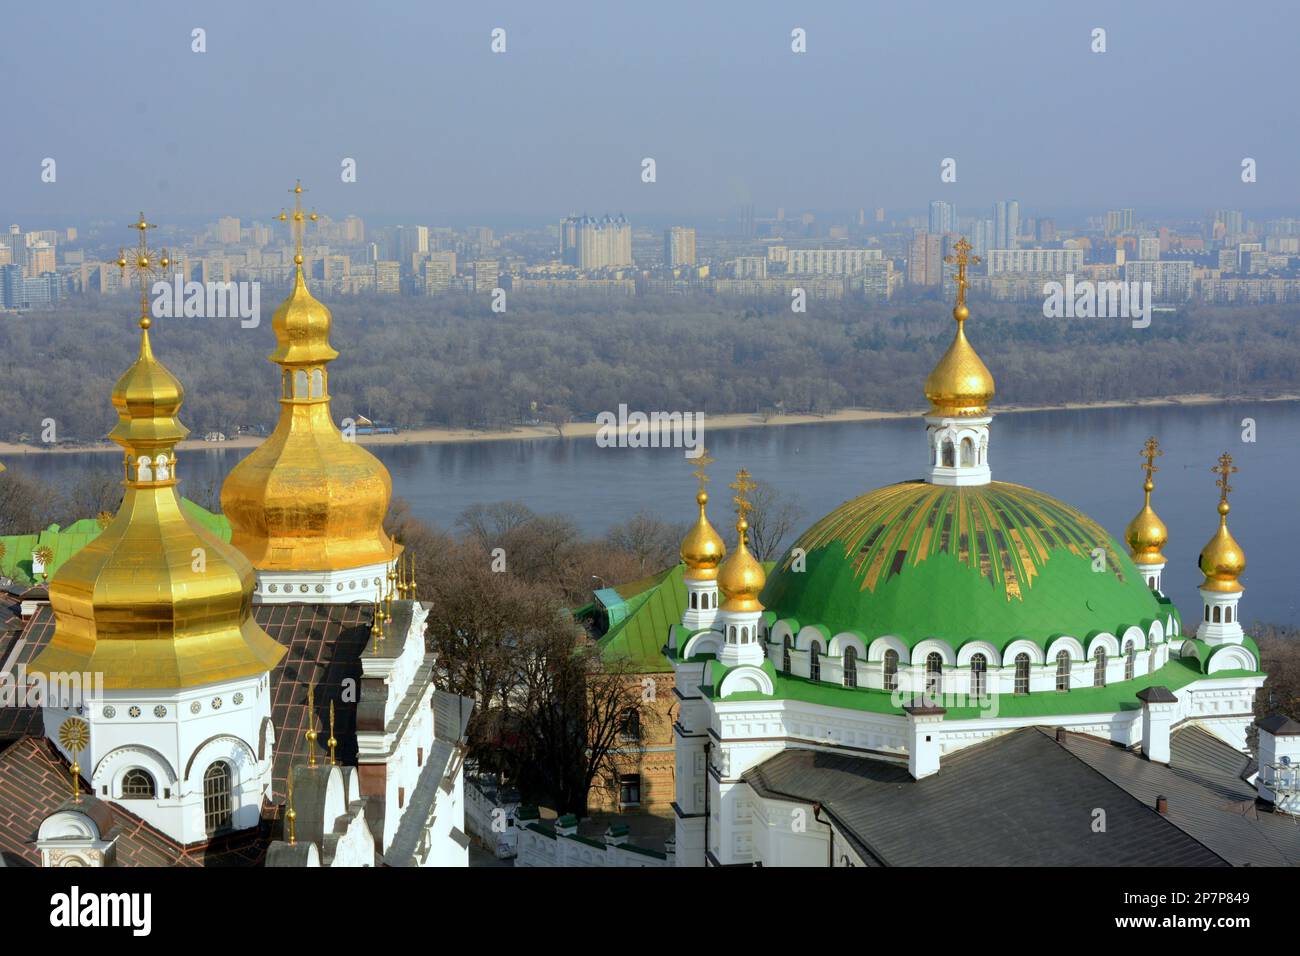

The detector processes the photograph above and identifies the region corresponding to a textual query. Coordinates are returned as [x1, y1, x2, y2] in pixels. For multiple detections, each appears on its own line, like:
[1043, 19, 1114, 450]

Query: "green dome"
[761, 480, 1165, 650]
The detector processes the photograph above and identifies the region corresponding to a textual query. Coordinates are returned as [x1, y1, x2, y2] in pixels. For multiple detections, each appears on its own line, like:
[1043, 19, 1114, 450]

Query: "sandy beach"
[0, 393, 1294, 458]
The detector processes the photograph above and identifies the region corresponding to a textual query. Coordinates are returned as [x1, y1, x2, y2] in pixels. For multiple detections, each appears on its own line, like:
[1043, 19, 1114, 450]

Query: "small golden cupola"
[221, 183, 399, 583]
[680, 447, 725, 579]
[29, 216, 285, 690]
[1199, 453, 1246, 593]
[924, 238, 995, 418]
[717, 469, 766, 614]
[1125, 437, 1169, 591]
[679, 449, 726, 631]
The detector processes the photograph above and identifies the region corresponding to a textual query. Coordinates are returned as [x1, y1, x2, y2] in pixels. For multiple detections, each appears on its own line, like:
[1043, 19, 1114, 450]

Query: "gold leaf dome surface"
[30, 324, 285, 690]
[718, 517, 766, 613]
[680, 490, 726, 579]
[221, 265, 397, 572]
[1125, 479, 1168, 564]
[1199, 500, 1246, 593]
[924, 306, 995, 417]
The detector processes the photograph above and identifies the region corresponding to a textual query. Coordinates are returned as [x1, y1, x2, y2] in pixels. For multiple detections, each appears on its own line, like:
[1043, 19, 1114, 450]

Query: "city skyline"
[5, 0, 1300, 222]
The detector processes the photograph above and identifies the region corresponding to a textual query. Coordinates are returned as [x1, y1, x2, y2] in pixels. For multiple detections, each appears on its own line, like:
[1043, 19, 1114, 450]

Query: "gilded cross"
[729, 467, 757, 519]
[691, 446, 715, 491]
[115, 213, 170, 329]
[1212, 452, 1238, 503]
[943, 237, 981, 309]
[1140, 437, 1162, 482]
[278, 180, 318, 264]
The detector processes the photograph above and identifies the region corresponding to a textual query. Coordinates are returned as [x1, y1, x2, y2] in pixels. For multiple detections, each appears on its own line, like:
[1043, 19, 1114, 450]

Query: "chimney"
[1055, 727, 1067, 743]
[904, 703, 946, 779]
[1155, 795, 1168, 815]
[1135, 686, 1178, 763]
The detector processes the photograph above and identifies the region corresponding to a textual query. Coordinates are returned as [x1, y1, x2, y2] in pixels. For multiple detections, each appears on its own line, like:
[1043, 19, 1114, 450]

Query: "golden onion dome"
[925, 238, 994, 417]
[29, 317, 285, 690]
[1199, 498, 1246, 593]
[221, 204, 397, 572]
[924, 305, 995, 417]
[1125, 477, 1168, 564]
[680, 490, 726, 579]
[718, 517, 766, 613]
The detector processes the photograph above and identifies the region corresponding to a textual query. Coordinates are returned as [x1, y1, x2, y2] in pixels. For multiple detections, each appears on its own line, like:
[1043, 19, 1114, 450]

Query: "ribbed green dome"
[762, 480, 1165, 649]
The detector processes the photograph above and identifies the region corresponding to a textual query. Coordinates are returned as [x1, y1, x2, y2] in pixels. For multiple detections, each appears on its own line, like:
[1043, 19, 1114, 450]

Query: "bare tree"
[0, 471, 58, 536]
[455, 501, 537, 549]
[604, 511, 686, 574]
[743, 480, 804, 561]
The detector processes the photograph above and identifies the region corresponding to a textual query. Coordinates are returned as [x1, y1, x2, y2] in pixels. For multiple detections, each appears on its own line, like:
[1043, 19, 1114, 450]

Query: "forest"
[2, 290, 1298, 444]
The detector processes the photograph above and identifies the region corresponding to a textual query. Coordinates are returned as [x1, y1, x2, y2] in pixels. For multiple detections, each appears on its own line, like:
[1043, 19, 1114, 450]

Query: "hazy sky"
[5, 0, 1298, 225]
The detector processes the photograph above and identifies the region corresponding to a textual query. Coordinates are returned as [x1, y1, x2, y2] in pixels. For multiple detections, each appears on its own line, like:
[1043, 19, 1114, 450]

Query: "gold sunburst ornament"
[58, 717, 89, 803]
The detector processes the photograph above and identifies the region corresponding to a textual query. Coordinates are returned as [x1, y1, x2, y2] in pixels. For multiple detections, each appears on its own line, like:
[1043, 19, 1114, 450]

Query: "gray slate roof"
[743, 726, 1229, 867]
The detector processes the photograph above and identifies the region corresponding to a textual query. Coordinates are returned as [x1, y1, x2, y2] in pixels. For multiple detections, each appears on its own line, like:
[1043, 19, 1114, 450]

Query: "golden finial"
[57, 717, 89, 804]
[116, 213, 171, 329]
[729, 468, 757, 525]
[371, 597, 385, 645]
[286, 765, 297, 846]
[691, 446, 716, 492]
[96, 510, 114, 530]
[1213, 451, 1238, 507]
[1126, 437, 1168, 565]
[1141, 437, 1162, 489]
[926, 236, 994, 417]
[406, 553, 418, 601]
[305, 682, 318, 768]
[1199, 452, 1245, 592]
[327, 699, 337, 766]
[943, 237, 981, 319]
[280, 180, 319, 268]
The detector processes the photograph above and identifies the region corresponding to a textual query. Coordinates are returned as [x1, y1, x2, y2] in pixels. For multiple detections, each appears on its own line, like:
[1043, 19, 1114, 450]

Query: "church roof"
[742, 725, 1294, 866]
[761, 480, 1170, 651]
[0, 601, 385, 865]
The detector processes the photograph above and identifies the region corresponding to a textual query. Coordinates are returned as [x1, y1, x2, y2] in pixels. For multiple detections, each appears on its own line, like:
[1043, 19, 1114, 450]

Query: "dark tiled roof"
[0, 601, 391, 865]
[1257, 714, 1300, 737]
[743, 727, 1226, 866]
[0, 736, 268, 867]
[1136, 686, 1178, 704]
[1060, 725, 1300, 866]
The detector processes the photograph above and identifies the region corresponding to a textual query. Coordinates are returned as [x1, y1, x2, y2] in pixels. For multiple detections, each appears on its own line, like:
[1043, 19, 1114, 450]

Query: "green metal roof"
[595, 565, 688, 673]
[0, 499, 230, 584]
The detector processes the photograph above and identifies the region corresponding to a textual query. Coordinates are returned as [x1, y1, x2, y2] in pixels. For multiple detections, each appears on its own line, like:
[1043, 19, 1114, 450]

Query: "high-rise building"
[994, 201, 1020, 250]
[985, 248, 1083, 275]
[664, 227, 697, 268]
[1038, 219, 1056, 243]
[1215, 209, 1244, 238]
[397, 225, 429, 262]
[1105, 209, 1134, 237]
[971, 219, 995, 257]
[928, 201, 957, 235]
[472, 259, 499, 293]
[423, 252, 455, 293]
[565, 214, 632, 271]
[1138, 237, 1161, 261]
[25, 241, 56, 275]
[374, 260, 400, 294]
[908, 232, 943, 286]
[786, 248, 884, 275]
[217, 216, 241, 245]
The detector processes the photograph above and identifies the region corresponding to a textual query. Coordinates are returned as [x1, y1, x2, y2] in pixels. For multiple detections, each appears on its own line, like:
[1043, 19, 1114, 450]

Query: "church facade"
[0, 198, 472, 868]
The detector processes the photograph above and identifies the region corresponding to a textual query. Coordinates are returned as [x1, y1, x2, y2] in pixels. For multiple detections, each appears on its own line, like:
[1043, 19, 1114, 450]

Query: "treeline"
[4, 291, 1300, 442]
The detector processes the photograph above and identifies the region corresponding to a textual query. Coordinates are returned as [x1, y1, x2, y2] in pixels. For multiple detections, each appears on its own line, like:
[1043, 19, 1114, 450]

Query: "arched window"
[1226, 606, 1233, 623]
[782, 636, 792, 674]
[1055, 650, 1071, 692]
[310, 368, 324, 398]
[619, 710, 641, 741]
[1124, 640, 1136, 680]
[120, 768, 155, 799]
[690, 593, 698, 610]
[203, 761, 233, 835]
[843, 646, 858, 688]
[282, 370, 292, 399]
[960, 437, 974, 467]
[942, 439, 956, 467]
[741, 626, 749, 644]
[809, 641, 822, 681]
[1014, 653, 1031, 695]
[1212, 606, 1221, 623]
[925, 652, 943, 700]
[1093, 647, 1107, 687]
[294, 369, 309, 398]
[883, 649, 899, 691]
[970, 654, 987, 698]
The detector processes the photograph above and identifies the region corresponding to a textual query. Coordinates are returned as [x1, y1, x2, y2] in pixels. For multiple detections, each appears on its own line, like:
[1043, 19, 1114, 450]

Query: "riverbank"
[0, 392, 1295, 457]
